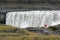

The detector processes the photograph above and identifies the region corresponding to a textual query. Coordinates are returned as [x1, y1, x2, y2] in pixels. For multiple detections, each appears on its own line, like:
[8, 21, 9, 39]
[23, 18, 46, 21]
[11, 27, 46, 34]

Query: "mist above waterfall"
[6, 11, 60, 28]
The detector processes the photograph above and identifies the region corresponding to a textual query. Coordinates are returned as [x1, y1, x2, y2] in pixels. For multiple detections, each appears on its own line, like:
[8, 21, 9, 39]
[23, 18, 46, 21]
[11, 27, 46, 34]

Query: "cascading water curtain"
[6, 11, 60, 28]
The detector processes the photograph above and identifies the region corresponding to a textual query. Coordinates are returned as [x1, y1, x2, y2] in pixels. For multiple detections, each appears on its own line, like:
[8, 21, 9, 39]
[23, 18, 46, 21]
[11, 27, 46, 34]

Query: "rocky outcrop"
[0, 0, 60, 12]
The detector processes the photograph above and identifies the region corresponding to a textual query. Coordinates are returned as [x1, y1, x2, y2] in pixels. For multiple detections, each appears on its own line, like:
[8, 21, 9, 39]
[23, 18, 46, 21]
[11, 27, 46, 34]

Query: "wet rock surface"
[26, 25, 60, 35]
[26, 27, 52, 35]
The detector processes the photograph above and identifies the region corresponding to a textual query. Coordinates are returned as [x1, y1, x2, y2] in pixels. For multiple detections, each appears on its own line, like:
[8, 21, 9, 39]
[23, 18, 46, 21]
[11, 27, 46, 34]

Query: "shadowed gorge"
[0, 12, 6, 24]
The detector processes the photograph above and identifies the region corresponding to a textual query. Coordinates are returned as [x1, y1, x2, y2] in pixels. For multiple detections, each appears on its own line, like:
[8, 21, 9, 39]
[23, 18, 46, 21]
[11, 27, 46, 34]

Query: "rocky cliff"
[0, 0, 60, 12]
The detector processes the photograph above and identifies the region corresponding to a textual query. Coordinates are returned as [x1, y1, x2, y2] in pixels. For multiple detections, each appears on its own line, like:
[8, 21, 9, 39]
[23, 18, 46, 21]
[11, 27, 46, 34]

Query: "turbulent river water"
[6, 11, 60, 28]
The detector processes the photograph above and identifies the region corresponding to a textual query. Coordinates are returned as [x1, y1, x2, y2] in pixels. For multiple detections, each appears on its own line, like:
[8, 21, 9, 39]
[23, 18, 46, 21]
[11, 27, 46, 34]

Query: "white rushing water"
[6, 11, 60, 28]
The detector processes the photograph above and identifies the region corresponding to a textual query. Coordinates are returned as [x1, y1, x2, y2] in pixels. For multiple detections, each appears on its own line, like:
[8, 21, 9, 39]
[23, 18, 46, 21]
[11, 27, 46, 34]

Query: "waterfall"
[6, 11, 60, 28]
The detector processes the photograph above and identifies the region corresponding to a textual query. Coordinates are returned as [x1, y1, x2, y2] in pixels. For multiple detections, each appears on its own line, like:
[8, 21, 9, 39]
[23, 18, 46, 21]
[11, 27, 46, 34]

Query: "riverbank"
[0, 24, 60, 40]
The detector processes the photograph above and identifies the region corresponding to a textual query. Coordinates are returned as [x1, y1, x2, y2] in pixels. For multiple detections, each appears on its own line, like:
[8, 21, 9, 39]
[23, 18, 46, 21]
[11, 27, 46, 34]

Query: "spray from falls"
[6, 11, 60, 28]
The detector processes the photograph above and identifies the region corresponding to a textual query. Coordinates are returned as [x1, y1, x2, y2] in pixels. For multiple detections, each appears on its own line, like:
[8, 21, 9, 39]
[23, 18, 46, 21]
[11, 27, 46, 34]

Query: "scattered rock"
[26, 27, 53, 35]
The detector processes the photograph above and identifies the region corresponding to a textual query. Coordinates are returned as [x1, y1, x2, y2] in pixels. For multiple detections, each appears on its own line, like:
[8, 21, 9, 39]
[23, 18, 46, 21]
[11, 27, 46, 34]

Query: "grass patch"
[0, 25, 16, 30]
[0, 24, 33, 35]
[0, 35, 60, 40]
[0, 24, 60, 40]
